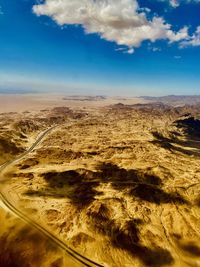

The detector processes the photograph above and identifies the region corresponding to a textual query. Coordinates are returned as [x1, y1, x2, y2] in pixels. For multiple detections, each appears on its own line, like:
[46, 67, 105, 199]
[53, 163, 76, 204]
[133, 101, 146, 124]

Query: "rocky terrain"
[0, 107, 86, 165]
[0, 98, 200, 267]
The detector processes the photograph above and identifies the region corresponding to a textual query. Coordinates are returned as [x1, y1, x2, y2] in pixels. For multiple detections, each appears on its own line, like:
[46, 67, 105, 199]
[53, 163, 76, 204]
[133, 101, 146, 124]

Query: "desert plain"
[0, 94, 200, 267]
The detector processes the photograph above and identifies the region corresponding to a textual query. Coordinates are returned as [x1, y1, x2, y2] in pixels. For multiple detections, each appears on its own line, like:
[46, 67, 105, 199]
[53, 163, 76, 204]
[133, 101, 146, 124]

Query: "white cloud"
[166, 0, 200, 8]
[127, 47, 134, 54]
[169, 0, 179, 7]
[152, 47, 162, 52]
[180, 26, 200, 47]
[33, 0, 190, 52]
[115, 47, 134, 53]
[115, 47, 126, 52]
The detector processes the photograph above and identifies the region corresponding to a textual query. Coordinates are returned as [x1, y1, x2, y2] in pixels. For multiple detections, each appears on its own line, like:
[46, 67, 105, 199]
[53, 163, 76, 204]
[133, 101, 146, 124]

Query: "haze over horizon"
[0, 0, 200, 96]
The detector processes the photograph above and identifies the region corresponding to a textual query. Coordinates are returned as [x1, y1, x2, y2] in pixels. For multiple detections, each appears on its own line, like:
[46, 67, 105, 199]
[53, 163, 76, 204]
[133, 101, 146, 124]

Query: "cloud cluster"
[180, 26, 200, 47]
[33, 0, 191, 53]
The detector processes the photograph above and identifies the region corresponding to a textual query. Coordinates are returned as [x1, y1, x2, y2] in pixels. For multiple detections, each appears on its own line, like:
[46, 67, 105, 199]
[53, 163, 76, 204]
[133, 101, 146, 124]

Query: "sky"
[0, 0, 200, 96]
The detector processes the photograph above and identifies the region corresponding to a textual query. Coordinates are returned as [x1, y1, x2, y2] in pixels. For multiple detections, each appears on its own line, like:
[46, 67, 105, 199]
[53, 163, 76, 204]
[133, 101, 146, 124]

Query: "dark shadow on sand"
[24, 163, 189, 266]
[87, 202, 174, 266]
[151, 117, 200, 157]
[25, 163, 188, 206]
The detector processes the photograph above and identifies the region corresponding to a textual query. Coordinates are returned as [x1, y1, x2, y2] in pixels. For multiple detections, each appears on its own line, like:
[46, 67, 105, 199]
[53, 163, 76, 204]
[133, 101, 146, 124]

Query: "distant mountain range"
[141, 95, 200, 106]
[0, 88, 38, 94]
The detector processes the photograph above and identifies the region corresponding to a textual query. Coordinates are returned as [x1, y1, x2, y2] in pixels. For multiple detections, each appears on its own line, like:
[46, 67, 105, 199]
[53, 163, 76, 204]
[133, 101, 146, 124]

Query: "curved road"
[0, 126, 104, 267]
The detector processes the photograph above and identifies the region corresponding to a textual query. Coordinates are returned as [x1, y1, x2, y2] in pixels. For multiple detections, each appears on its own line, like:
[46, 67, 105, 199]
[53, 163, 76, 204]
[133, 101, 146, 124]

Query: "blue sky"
[0, 0, 200, 96]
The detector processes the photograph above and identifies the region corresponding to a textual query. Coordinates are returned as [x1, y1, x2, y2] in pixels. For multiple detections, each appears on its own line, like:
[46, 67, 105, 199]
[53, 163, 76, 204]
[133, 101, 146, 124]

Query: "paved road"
[0, 126, 104, 267]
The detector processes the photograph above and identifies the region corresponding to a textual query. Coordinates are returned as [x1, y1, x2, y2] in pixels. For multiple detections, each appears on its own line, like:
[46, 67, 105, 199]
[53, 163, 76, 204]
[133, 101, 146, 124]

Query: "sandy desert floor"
[0, 95, 200, 267]
[0, 94, 149, 113]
